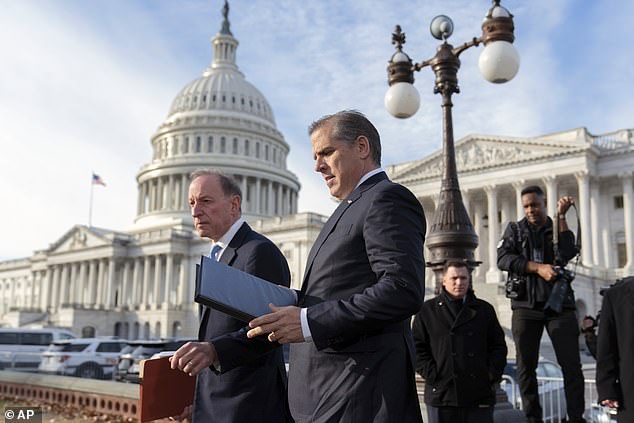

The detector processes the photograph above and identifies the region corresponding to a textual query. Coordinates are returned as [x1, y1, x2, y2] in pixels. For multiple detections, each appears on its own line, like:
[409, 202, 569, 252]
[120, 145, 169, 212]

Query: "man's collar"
[354, 167, 384, 190]
[213, 217, 245, 250]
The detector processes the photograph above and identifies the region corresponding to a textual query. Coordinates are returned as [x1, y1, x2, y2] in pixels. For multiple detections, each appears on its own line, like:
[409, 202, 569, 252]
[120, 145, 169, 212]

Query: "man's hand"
[170, 341, 217, 376]
[247, 304, 304, 344]
[581, 316, 595, 333]
[527, 262, 558, 282]
[169, 405, 192, 422]
[601, 399, 619, 409]
[557, 196, 574, 215]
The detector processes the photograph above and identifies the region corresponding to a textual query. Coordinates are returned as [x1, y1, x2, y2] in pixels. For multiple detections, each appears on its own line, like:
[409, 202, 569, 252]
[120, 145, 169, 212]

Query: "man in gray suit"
[249, 111, 426, 422]
[171, 169, 291, 423]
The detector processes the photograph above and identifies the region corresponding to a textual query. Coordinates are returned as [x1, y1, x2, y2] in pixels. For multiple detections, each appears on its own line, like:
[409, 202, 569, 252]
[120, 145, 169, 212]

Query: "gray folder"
[195, 255, 297, 322]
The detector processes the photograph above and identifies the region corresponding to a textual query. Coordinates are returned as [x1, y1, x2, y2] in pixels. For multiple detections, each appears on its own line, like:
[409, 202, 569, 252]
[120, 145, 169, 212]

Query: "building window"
[265, 145, 269, 160]
[617, 242, 627, 268]
[245, 140, 250, 156]
[183, 137, 189, 154]
[614, 195, 624, 209]
[233, 138, 238, 154]
[195, 136, 201, 153]
[221, 137, 226, 153]
[256, 142, 260, 158]
[208, 136, 213, 152]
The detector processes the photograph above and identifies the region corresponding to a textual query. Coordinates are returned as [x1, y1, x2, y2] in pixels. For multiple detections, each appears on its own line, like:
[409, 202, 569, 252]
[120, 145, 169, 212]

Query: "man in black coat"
[597, 276, 634, 423]
[497, 185, 585, 423]
[413, 261, 507, 423]
[170, 169, 291, 423]
[248, 110, 426, 422]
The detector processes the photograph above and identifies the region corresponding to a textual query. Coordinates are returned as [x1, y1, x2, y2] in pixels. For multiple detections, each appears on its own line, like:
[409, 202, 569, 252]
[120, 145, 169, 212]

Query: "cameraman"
[497, 185, 585, 423]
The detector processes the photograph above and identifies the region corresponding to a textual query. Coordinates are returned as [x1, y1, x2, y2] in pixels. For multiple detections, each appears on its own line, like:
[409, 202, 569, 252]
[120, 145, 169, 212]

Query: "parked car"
[38, 337, 127, 379]
[501, 359, 567, 422]
[0, 328, 75, 372]
[115, 338, 195, 383]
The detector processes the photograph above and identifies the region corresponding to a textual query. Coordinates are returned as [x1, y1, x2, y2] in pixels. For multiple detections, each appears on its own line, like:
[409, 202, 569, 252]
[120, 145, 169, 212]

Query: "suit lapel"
[300, 172, 387, 295]
[198, 221, 251, 340]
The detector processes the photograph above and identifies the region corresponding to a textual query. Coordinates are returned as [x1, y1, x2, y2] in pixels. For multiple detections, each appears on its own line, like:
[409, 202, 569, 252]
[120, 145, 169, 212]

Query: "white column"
[292, 191, 298, 213]
[543, 176, 558, 219]
[87, 260, 96, 306]
[600, 186, 613, 268]
[96, 260, 105, 306]
[40, 270, 51, 311]
[277, 184, 283, 215]
[121, 260, 131, 308]
[178, 255, 190, 306]
[167, 174, 174, 209]
[590, 180, 602, 267]
[621, 172, 634, 271]
[484, 185, 502, 283]
[78, 262, 87, 305]
[255, 178, 261, 215]
[473, 200, 484, 281]
[512, 180, 525, 220]
[105, 258, 116, 308]
[142, 256, 151, 308]
[241, 177, 248, 212]
[132, 258, 141, 305]
[68, 263, 77, 304]
[59, 265, 69, 306]
[153, 255, 162, 307]
[51, 266, 61, 309]
[164, 254, 173, 307]
[267, 181, 274, 215]
[157, 177, 164, 210]
[576, 172, 593, 266]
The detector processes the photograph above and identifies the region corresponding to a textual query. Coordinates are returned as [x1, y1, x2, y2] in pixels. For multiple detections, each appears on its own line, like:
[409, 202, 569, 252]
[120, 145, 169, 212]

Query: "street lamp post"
[384, 0, 520, 291]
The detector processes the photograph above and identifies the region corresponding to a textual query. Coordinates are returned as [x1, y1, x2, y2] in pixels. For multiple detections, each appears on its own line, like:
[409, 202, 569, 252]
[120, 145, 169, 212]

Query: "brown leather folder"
[139, 356, 196, 422]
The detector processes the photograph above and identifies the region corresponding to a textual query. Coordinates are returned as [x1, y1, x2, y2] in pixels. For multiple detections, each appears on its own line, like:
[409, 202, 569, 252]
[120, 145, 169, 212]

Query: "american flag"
[92, 173, 106, 186]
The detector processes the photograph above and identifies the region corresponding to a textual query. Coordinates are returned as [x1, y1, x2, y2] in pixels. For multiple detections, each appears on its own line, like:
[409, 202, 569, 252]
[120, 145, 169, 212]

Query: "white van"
[0, 328, 75, 372]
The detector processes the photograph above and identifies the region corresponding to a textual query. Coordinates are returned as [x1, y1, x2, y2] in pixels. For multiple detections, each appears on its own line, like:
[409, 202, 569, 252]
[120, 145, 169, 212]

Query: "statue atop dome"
[220, 0, 232, 35]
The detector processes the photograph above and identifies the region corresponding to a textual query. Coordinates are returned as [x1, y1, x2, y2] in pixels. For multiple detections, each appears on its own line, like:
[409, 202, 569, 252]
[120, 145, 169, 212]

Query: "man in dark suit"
[248, 110, 426, 422]
[413, 261, 507, 423]
[170, 169, 291, 423]
[597, 276, 634, 423]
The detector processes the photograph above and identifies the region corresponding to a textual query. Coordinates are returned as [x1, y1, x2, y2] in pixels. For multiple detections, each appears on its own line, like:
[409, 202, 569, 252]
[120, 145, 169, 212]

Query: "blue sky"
[1, 0, 632, 259]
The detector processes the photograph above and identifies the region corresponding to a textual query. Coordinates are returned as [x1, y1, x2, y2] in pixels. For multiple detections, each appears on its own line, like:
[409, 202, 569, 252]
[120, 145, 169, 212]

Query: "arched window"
[143, 322, 150, 340]
[221, 137, 226, 153]
[207, 136, 214, 153]
[82, 326, 96, 338]
[172, 321, 182, 337]
[154, 321, 161, 339]
[233, 138, 238, 154]
[245, 140, 250, 156]
[133, 322, 140, 339]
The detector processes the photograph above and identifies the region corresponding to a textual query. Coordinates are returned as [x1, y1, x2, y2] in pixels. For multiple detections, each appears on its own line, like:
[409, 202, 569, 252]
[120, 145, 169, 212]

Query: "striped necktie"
[210, 244, 223, 261]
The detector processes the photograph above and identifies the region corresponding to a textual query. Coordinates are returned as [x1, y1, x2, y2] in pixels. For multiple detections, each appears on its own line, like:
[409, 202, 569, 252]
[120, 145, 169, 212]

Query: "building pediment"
[389, 132, 589, 183]
[48, 225, 127, 254]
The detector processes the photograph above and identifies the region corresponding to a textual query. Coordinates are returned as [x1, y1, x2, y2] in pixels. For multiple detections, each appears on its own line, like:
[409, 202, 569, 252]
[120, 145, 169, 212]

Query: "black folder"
[194, 255, 297, 322]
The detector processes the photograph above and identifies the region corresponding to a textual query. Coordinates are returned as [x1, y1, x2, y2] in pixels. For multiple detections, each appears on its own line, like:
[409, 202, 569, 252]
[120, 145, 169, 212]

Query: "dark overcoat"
[597, 276, 634, 423]
[412, 291, 507, 408]
[193, 222, 292, 423]
[288, 172, 427, 423]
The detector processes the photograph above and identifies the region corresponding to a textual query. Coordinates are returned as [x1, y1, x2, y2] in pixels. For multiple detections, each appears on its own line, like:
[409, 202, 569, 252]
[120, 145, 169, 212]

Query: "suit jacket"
[193, 222, 292, 423]
[412, 290, 507, 407]
[597, 276, 634, 423]
[288, 172, 426, 423]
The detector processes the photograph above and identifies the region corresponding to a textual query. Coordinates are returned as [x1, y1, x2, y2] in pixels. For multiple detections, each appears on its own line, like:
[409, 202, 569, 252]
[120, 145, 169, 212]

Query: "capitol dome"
[134, 2, 300, 229]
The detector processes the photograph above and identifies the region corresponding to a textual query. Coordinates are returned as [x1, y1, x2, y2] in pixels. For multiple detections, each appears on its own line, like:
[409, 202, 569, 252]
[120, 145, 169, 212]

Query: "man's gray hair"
[308, 110, 382, 166]
[190, 169, 242, 199]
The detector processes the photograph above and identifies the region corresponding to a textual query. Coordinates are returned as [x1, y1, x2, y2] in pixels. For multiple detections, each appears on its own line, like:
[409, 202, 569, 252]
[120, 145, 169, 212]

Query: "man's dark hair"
[190, 169, 242, 199]
[308, 110, 382, 166]
[520, 185, 545, 197]
[443, 260, 469, 274]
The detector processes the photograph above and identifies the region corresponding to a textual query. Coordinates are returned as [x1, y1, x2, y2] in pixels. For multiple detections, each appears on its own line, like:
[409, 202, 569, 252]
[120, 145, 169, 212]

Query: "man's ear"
[356, 135, 371, 160]
[231, 195, 241, 213]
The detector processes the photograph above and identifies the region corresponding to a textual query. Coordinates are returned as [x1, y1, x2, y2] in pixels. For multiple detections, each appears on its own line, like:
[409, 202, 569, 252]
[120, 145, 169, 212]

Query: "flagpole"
[89, 171, 94, 227]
